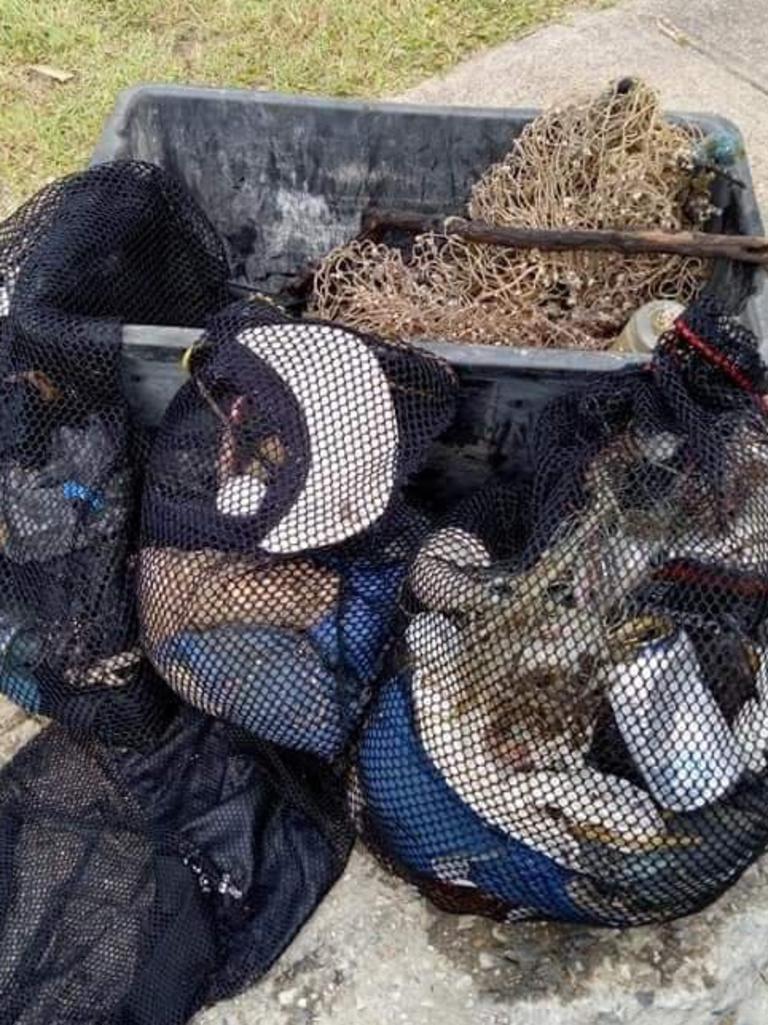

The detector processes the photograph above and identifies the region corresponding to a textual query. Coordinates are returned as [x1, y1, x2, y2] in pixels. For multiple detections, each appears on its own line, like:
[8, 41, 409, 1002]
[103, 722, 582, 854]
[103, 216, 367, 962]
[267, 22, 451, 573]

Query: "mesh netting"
[0, 162, 449, 1024]
[1, 149, 767, 1025]
[354, 296, 768, 925]
[311, 79, 722, 350]
[0, 707, 353, 1025]
[0, 160, 232, 744]
[138, 301, 458, 758]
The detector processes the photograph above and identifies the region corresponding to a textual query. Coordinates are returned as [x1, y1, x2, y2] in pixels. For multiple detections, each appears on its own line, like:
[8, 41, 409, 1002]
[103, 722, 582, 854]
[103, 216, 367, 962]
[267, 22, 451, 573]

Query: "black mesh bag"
[0, 161, 230, 743]
[0, 707, 353, 1025]
[139, 301, 458, 759]
[355, 296, 768, 926]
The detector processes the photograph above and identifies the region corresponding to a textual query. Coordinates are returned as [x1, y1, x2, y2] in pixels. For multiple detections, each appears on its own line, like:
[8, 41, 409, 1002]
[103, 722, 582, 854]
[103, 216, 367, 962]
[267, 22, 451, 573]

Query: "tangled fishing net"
[354, 296, 768, 925]
[312, 79, 717, 349]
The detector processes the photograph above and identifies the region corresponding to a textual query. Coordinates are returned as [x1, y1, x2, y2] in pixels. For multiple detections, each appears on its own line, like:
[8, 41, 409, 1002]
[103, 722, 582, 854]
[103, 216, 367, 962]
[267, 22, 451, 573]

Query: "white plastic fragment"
[217, 323, 399, 552]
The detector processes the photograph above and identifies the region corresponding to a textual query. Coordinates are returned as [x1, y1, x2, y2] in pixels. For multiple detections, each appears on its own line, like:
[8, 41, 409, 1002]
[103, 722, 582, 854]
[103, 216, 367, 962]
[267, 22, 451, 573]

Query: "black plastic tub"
[94, 85, 768, 502]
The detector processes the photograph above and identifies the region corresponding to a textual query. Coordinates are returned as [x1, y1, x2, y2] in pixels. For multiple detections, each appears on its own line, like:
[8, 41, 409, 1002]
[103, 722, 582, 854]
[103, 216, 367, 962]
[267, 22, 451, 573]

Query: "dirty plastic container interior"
[94, 85, 768, 505]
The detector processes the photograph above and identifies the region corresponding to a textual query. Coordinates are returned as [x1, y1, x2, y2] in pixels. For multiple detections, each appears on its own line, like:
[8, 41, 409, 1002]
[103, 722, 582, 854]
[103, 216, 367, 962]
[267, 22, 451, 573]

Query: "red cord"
[673, 316, 768, 415]
[657, 559, 768, 597]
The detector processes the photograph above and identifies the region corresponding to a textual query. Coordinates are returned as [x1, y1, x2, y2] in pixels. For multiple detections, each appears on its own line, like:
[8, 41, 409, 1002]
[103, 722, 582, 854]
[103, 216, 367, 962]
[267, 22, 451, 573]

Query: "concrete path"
[401, 0, 768, 215]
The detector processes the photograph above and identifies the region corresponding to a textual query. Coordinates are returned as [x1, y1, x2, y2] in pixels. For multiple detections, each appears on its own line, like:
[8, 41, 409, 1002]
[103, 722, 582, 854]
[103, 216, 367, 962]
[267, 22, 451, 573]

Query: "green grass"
[0, 0, 598, 209]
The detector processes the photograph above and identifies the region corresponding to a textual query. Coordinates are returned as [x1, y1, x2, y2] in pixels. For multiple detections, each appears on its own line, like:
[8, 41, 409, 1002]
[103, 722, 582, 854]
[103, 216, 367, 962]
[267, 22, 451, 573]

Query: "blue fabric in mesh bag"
[358, 673, 582, 920]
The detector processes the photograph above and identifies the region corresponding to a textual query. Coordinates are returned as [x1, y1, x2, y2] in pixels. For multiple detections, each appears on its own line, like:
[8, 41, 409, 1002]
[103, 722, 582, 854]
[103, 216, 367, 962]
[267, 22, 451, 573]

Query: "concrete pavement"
[401, 0, 768, 215]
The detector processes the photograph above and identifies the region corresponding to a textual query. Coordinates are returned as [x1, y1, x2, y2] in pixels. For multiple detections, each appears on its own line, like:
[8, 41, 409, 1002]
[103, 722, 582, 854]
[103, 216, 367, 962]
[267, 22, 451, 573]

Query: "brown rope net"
[311, 80, 715, 350]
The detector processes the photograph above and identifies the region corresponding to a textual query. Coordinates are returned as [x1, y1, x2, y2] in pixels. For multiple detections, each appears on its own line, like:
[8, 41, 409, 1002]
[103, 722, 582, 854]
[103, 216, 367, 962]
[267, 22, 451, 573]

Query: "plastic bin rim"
[92, 82, 748, 166]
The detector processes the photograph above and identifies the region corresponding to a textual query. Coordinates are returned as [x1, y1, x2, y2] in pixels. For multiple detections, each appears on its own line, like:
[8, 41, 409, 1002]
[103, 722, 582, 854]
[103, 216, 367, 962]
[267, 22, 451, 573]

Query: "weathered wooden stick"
[362, 210, 768, 265]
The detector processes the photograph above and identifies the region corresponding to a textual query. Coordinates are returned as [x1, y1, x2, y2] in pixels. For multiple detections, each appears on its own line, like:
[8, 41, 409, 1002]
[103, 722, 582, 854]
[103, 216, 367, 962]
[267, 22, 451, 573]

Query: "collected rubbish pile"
[355, 298, 768, 924]
[0, 162, 456, 1025]
[139, 301, 456, 758]
[0, 76, 767, 1024]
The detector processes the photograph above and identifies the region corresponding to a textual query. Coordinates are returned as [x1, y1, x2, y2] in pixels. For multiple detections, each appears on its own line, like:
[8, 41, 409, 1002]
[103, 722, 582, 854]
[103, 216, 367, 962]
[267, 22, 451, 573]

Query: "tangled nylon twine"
[311, 81, 715, 350]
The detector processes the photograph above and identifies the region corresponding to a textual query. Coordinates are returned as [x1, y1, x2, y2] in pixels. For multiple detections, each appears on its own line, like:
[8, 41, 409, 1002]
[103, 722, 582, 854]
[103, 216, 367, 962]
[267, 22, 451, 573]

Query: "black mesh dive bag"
[0, 707, 353, 1025]
[139, 301, 458, 758]
[355, 297, 768, 926]
[0, 161, 231, 743]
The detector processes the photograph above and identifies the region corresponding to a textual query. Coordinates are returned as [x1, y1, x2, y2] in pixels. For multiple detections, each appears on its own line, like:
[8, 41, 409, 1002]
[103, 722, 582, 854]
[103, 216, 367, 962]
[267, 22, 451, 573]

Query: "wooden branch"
[361, 210, 768, 265]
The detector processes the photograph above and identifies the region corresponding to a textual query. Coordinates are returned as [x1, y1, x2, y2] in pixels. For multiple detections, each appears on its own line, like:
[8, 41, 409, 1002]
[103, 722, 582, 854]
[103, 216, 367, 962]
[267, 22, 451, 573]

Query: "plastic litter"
[356, 296, 768, 925]
[139, 301, 457, 756]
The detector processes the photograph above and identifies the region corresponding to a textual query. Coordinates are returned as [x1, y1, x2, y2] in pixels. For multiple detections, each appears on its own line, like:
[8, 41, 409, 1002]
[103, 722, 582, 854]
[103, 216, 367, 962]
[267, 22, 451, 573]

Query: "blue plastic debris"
[62, 480, 107, 512]
[358, 674, 584, 920]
